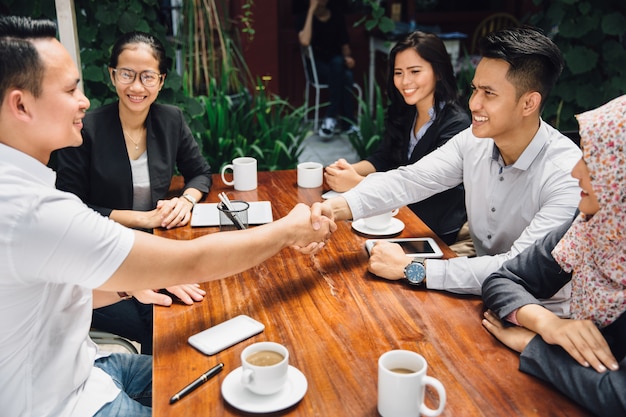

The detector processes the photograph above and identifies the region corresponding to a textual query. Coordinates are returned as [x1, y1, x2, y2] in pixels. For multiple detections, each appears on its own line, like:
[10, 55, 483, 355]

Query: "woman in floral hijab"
[481, 95, 626, 416]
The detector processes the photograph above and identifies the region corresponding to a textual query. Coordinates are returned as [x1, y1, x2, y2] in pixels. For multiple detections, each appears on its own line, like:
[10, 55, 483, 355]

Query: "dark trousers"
[315, 55, 355, 124]
[92, 298, 153, 354]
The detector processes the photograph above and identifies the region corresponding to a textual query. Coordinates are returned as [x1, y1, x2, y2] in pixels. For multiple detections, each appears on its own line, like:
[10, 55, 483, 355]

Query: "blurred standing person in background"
[298, 0, 358, 138]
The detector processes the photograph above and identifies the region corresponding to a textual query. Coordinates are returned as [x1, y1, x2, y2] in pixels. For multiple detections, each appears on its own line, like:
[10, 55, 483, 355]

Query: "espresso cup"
[362, 208, 399, 230]
[378, 350, 446, 417]
[241, 342, 289, 395]
[297, 162, 323, 188]
[220, 157, 257, 191]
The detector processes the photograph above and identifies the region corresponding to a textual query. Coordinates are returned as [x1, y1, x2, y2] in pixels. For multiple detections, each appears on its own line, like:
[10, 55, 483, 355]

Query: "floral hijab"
[552, 95, 626, 328]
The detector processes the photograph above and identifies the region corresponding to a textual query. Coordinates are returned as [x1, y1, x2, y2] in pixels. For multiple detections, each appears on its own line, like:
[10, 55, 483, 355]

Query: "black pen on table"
[169, 362, 224, 405]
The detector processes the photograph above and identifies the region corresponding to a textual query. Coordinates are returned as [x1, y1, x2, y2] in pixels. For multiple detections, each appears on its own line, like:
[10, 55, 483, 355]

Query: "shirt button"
[499, 176, 504, 181]
[487, 234, 492, 239]
[491, 207, 496, 212]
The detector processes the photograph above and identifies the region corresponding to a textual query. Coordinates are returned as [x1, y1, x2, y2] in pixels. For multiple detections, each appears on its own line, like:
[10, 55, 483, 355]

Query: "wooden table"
[153, 170, 590, 417]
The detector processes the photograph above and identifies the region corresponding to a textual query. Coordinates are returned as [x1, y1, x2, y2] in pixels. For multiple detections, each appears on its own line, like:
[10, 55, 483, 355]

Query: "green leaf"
[563, 46, 598, 74]
[601, 12, 626, 35]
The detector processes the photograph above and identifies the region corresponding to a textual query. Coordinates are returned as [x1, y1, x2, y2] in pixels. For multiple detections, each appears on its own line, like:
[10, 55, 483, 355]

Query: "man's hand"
[368, 240, 412, 280]
[131, 284, 206, 306]
[283, 203, 336, 254]
[325, 158, 364, 192]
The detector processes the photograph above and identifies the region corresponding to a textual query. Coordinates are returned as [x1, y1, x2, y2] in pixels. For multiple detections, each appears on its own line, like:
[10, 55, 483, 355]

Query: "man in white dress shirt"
[0, 16, 333, 417]
[312, 27, 581, 310]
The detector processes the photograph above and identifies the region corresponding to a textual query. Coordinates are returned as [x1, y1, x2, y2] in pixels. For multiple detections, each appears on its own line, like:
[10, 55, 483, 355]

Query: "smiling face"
[109, 42, 165, 117]
[29, 39, 90, 162]
[469, 58, 528, 142]
[571, 158, 600, 216]
[392, 48, 437, 110]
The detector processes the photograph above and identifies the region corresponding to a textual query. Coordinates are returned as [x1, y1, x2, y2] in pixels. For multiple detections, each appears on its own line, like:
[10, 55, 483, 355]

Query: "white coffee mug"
[220, 157, 257, 191]
[241, 342, 289, 395]
[363, 209, 399, 230]
[378, 350, 446, 417]
[297, 161, 323, 188]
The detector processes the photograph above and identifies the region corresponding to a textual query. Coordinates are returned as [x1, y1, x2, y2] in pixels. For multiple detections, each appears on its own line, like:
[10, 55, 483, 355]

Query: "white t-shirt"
[0, 143, 135, 417]
[343, 120, 582, 298]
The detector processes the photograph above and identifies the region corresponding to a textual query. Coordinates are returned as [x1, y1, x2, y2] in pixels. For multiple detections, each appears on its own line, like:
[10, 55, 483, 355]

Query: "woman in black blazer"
[55, 32, 210, 354]
[325, 31, 470, 244]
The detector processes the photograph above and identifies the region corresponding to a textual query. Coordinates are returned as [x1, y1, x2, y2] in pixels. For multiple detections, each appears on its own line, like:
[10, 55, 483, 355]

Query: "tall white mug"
[378, 350, 446, 417]
[220, 157, 257, 191]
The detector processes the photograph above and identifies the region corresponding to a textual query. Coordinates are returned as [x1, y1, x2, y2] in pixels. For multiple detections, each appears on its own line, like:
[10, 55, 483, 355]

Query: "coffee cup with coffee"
[241, 341, 289, 395]
[297, 162, 323, 188]
[362, 208, 399, 230]
[378, 350, 446, 417]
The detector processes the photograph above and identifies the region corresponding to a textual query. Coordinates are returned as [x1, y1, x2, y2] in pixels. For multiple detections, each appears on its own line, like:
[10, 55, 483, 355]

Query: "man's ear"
[5, 89, 32, 121]
[521, 91, 542, 116]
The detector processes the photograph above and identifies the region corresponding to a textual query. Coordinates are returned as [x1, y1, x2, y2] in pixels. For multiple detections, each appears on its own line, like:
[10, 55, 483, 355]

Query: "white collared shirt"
[343, 120, 582, 295]
[0, 143, 135, 416]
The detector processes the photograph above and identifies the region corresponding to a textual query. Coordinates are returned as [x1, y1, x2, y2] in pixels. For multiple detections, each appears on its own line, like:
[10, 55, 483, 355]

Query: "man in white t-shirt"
[312, 27, 581, 313]
[0, 16, 334, 417]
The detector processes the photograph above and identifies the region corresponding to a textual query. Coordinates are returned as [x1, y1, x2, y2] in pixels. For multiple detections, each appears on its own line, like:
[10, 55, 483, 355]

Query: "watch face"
[405, 262, 426, 285]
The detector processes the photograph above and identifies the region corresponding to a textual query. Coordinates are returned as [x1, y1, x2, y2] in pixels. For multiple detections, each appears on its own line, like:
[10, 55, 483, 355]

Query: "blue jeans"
[93, 353, 152, 417]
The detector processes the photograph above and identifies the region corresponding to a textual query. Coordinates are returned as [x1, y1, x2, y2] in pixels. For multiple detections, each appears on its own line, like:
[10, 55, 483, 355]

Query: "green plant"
[346, 79, 387, 159]
[529, 0, 626, 130]
[351, 0, 395, 33]
[181, 0, 253, 96]
[198, 77, 309, 172]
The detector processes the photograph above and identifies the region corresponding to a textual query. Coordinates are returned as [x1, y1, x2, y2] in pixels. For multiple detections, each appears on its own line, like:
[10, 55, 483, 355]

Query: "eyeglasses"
[112, 68, 163, 87]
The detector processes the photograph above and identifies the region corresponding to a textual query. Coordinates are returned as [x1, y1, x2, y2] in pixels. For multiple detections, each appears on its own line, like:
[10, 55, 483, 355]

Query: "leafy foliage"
[199, 77, 309, 172]
[529, 0, 626, 130]
[346, 78, 386, 160]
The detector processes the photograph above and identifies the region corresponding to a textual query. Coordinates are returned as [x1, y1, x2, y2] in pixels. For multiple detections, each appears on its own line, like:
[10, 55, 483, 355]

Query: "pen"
[169, 362, 224, 405]
[218, 193, 247, 230]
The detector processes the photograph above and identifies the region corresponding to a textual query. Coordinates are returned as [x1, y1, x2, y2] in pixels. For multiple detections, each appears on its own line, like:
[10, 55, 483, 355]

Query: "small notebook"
[190, 201, 273, 227]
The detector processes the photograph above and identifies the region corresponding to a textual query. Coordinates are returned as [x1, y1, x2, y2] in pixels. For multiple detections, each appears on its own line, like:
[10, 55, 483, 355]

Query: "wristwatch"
[181, 193, 197, 209]
[404, 258, 426, 286]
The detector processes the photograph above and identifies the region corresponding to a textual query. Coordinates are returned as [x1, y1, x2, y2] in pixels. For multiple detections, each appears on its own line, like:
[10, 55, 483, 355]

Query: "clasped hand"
[324, 158, 363, 192]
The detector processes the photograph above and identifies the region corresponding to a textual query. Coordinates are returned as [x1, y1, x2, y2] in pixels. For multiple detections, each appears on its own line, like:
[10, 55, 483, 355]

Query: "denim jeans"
[93, 353, 152, 417]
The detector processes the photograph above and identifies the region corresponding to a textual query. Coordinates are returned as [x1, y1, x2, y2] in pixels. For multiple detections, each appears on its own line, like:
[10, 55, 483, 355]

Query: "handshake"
[284, 198, 351, 255]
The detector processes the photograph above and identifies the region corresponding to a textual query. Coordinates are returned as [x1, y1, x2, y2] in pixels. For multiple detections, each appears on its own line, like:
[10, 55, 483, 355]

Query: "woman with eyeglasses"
[55, 32, 210, 354]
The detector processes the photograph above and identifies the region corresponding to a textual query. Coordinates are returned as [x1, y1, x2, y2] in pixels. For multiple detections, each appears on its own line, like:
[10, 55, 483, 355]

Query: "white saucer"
[321, 190, 342, 200]
[352, 218, 405, 236]
[221, 365, 308, 413]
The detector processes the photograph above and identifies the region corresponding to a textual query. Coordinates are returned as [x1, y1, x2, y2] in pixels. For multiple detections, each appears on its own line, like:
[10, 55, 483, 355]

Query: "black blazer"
[54, 102, 212, 217]
[367, 103, 470, 241]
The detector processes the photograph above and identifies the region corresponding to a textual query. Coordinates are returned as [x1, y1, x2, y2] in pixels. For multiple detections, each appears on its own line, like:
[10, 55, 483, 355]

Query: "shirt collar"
[0, 143, 57, 187]
[490, 119, 550, 171]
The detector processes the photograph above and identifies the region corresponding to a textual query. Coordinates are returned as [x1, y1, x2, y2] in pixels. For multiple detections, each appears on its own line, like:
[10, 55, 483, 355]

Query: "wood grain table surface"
[153, 170, 590, 417]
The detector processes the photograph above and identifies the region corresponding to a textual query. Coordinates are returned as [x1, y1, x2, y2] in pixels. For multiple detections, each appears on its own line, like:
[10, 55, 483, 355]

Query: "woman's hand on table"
[324, 158, 364, 192]
[157, 197, 193, 229]
[368, 240, 412, 280]
[533, 314, 619, 373]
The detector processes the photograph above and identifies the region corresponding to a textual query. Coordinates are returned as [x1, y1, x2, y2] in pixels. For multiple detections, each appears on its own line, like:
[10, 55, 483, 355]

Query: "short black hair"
[478, 26, 564, 109]
[0, 16, 57, 104]
[109, 31, 169, 75]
